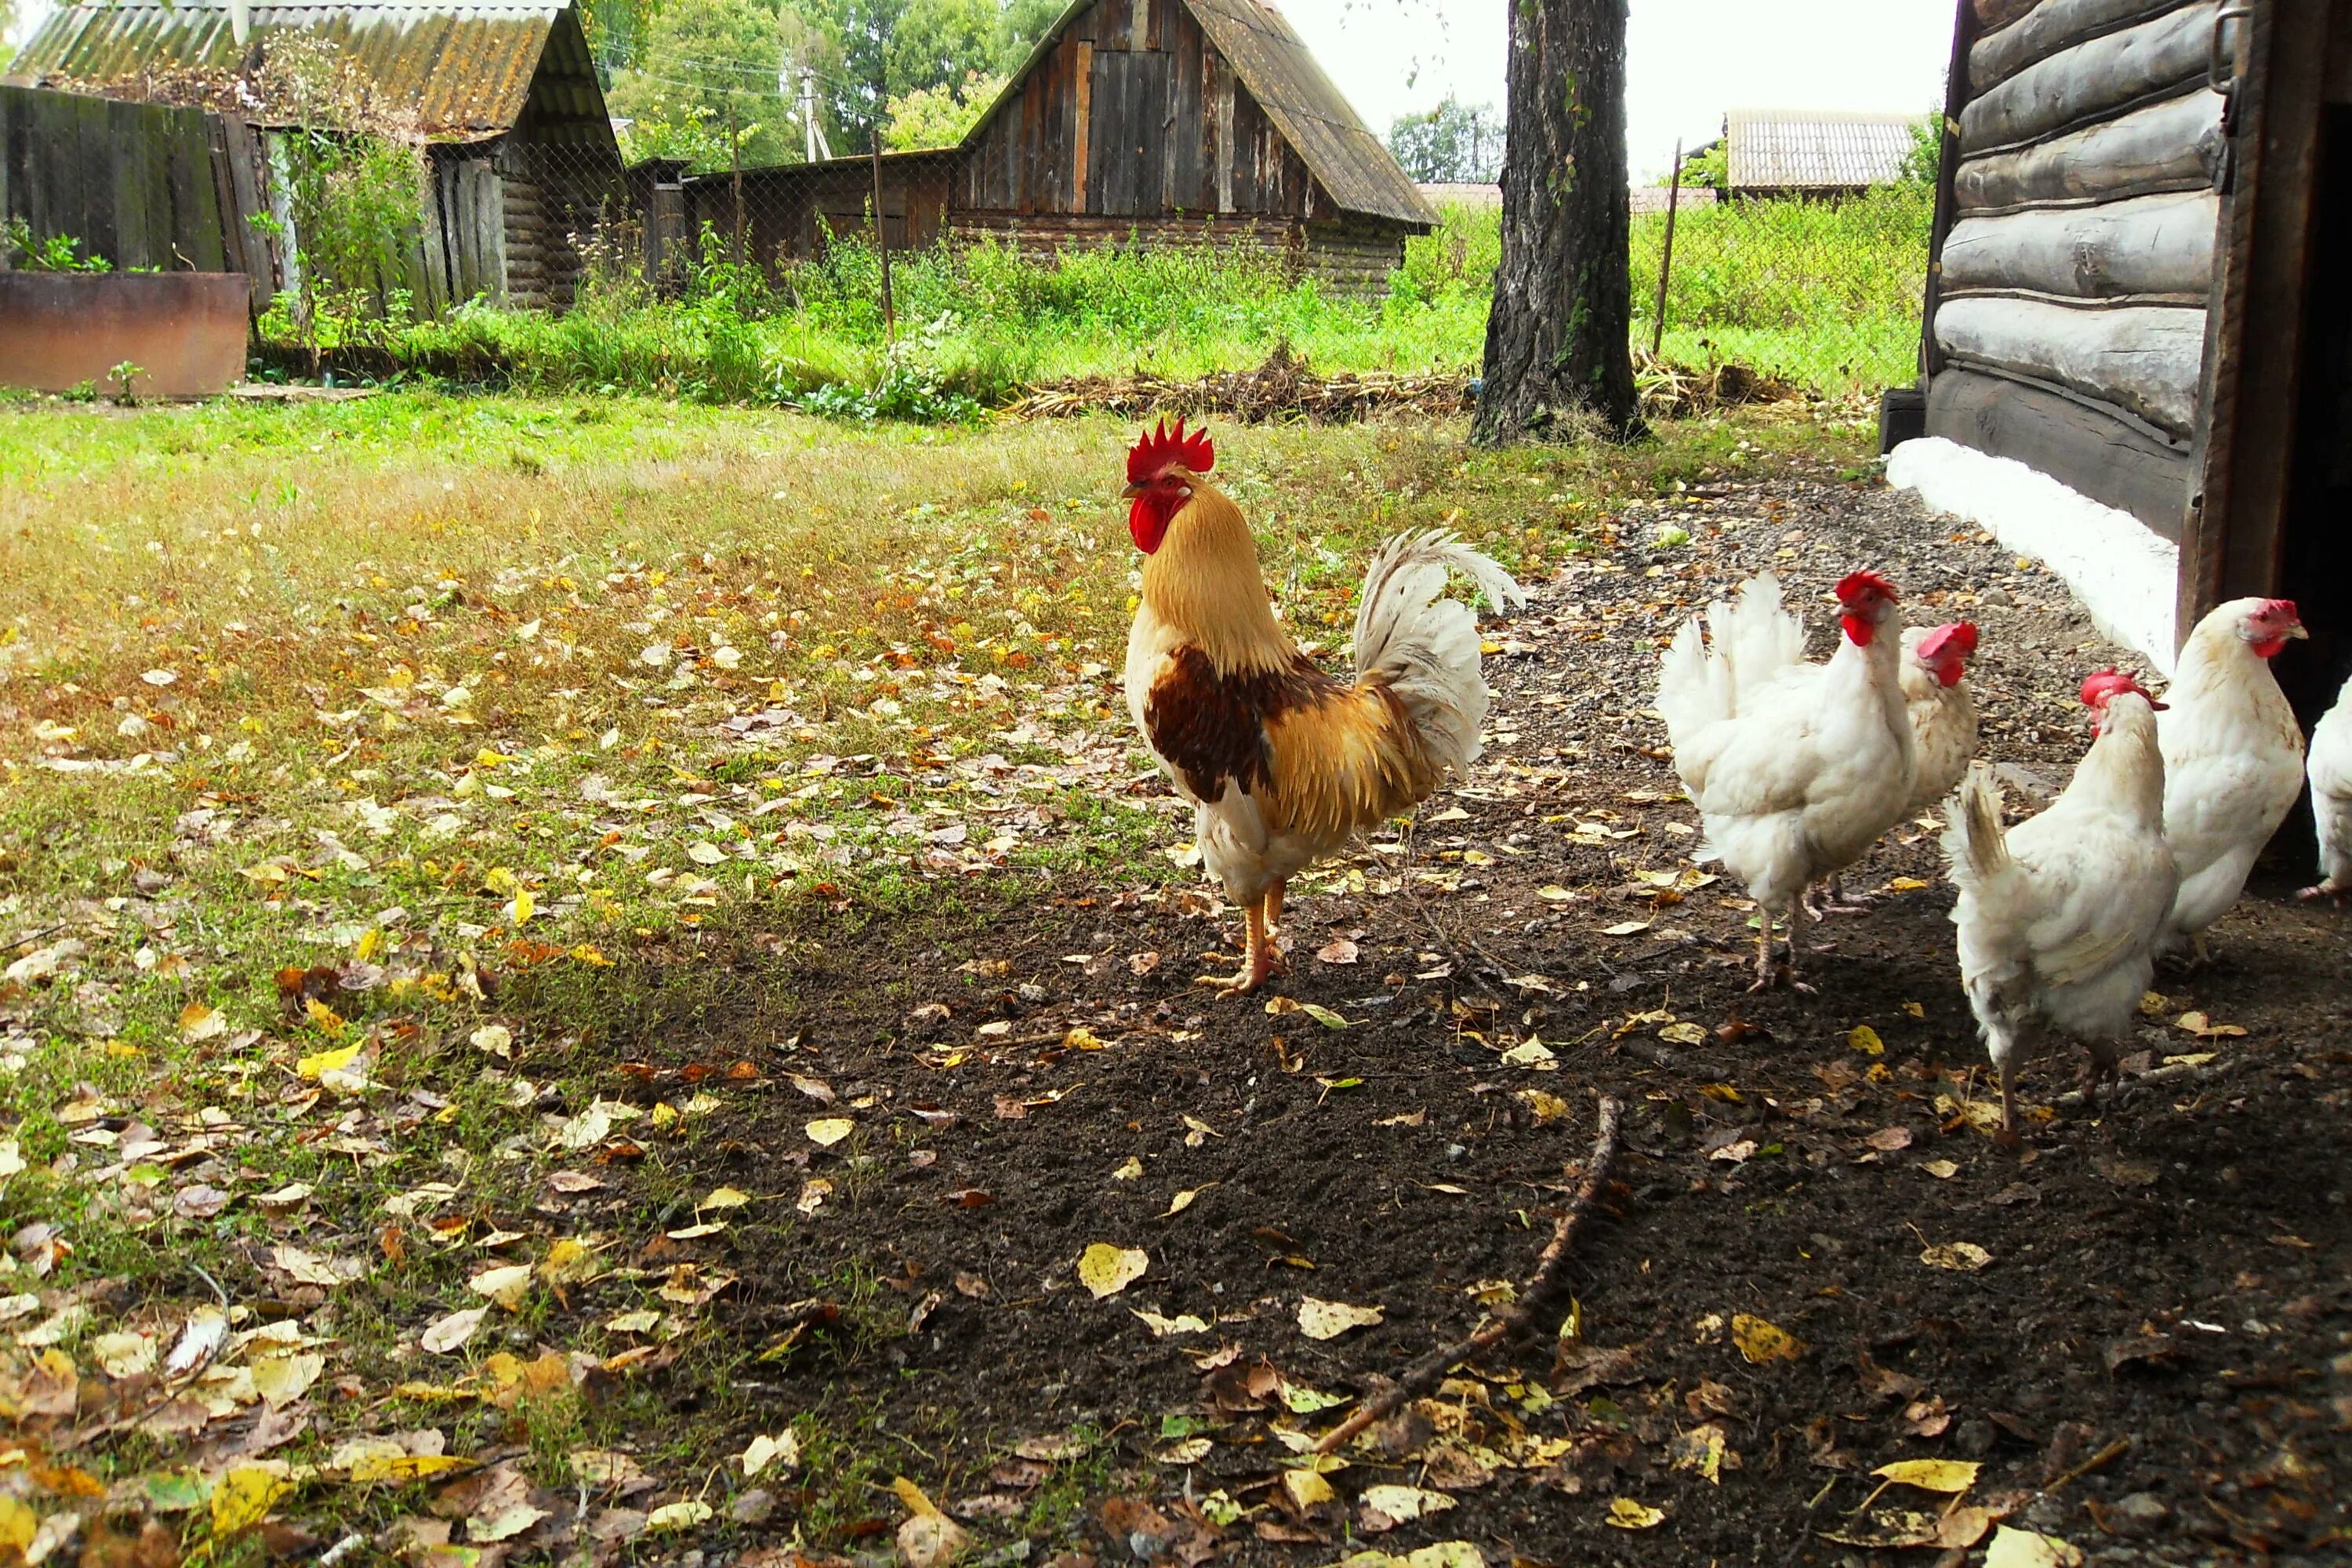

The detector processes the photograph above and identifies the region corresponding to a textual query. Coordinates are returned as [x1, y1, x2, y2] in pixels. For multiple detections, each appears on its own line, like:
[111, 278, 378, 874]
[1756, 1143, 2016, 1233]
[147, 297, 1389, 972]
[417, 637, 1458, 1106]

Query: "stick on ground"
[1314, 1095, 1623, 1454]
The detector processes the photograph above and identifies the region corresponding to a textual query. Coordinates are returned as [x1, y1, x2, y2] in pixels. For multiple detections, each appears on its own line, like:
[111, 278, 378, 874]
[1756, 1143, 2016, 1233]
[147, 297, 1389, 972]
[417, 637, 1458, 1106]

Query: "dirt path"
[591, 460, 2351, 1566]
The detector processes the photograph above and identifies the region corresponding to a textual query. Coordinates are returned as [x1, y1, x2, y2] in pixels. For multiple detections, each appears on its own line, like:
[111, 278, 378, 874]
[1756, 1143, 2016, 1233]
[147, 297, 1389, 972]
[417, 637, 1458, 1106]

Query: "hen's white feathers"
[1900, 627, 1980, 815]
[2156, 599, 2306, 946]
[1941, 694, 2176, 1118]
[2307, 673, 2352, 894]
[1657, 573, 1915, 913]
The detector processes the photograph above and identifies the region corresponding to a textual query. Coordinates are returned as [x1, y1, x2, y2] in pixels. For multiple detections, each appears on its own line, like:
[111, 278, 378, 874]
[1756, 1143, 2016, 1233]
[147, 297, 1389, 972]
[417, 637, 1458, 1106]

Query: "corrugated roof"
[5, 0, 590, 140]
[1725, 108, 1918, 191]
[964, 0, 1433, 228]
[1181, 0, 1434, 227]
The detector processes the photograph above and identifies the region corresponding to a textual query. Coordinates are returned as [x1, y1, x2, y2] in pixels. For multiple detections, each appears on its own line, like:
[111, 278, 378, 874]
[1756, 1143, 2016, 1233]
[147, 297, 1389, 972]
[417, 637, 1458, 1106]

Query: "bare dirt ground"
[573, 458, 2352, 1567]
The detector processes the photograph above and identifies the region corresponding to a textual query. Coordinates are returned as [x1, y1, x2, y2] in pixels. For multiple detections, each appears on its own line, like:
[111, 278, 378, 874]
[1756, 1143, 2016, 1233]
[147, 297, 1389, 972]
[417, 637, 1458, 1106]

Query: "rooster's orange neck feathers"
[1138, 481, 1296, 676]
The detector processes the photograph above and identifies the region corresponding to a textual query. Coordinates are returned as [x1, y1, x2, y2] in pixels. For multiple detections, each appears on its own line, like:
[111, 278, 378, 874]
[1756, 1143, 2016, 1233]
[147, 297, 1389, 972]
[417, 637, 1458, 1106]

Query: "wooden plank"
[1073, 40, 1094, 211]
[1926, 365, 2195, 537]
[1207, 49, 1232, 212]
[1171, 9, 1201, 210]
[1941, 188, 2219, 296]
[77, 93, 116, 263]
[1971, 0, 2184, 96]
[1933, 294, 2206, 432]
[1131, 0, 1150, 53]
[2183, 0, 2334, 633]
[1960, 3, 2216, 153]
[1955, 90, 2223, 211]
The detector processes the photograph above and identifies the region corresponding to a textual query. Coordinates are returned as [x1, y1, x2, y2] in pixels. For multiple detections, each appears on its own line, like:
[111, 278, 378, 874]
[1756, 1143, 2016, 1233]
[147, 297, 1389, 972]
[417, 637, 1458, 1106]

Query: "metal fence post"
[1650, 139, 1682, 360]
[871, 129, 895, 345]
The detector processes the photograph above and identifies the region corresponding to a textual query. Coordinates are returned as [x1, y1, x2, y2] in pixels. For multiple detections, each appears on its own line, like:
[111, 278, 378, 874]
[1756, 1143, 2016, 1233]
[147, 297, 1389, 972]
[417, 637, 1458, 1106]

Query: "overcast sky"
[1282, 0, 1955, 182]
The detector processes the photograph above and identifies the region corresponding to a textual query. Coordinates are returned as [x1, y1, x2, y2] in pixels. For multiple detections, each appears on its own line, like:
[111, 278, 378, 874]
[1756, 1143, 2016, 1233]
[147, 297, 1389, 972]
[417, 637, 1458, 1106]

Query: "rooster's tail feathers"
[1351, 530, 1525, 776]
[1941, 766, 2011, 887]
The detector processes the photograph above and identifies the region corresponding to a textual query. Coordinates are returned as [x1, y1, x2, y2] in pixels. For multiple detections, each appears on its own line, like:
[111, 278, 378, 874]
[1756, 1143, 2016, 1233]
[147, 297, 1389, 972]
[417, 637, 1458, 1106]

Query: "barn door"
[1088, 50, 1169, 216]
[2182, 0, 2342, 670]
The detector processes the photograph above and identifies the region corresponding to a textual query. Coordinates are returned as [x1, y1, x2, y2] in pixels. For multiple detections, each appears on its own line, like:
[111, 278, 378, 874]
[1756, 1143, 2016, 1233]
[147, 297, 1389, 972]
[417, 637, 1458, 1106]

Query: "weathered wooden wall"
[0, 85, 274, 307]
[1926, 0, 2224, 535]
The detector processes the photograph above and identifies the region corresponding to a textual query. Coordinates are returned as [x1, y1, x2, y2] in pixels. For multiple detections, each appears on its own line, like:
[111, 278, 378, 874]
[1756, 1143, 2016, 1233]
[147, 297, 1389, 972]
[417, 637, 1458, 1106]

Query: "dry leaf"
[1872, 1458, 1979, 1494]
[1984, 1526, 2085, 1568]
[470, 1264, 535, 1310]
[1131, 1309, 1210, 1338]
[1297, 1297, 1383, 1340]
[741, 1432, 800, 1479]
[420, 1308, 488, 1353]
[1076, 1243, 1148, 1299]
[805, 1118, 855, 1148]
[1731, 1313, 1805, 1364]
[1848, 1025, 1885, 1055]
[1919, 1241, 1992, 1272]
[1604, 1498, 1664, 1530]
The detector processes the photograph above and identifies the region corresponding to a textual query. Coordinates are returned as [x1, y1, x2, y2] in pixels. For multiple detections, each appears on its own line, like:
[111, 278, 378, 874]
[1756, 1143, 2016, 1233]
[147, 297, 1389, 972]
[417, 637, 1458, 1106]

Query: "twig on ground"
[1313, 1095, 1623, 1454]
[2044, 1436, 2130, 1495]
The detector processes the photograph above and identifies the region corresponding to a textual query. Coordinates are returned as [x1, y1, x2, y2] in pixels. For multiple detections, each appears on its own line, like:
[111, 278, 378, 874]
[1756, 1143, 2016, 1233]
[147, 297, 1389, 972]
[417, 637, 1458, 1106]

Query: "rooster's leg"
[1265, 880, 1286, 932]
[1198, 900, 1277, 996]
[1780, 907, 1817, 996]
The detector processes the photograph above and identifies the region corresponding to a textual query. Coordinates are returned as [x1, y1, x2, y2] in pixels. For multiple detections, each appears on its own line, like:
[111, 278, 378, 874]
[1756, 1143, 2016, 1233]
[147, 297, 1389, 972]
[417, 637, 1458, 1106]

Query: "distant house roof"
[5, 0, 608, 143]
[1724, 108, 1917, 191]
[969, 0, 1435, 228]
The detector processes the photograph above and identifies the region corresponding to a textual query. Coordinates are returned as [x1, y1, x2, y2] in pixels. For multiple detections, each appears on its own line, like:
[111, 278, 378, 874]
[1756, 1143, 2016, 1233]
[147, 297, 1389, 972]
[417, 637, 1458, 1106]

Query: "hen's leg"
[1781, 906, 1818, 996]
[1198, 900, 1277, 996]
[2296, 877, 2345, 902]
[1748, 911, 1776, 991]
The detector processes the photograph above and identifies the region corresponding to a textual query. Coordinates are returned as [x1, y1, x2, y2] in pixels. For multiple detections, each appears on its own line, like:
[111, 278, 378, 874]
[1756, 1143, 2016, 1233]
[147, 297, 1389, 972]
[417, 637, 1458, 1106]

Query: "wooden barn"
[1723, 108, 1919, 198]
[1888, 0, 2352, 710]
[5, 0, 625, 312]
[702, 0, 1434, 294]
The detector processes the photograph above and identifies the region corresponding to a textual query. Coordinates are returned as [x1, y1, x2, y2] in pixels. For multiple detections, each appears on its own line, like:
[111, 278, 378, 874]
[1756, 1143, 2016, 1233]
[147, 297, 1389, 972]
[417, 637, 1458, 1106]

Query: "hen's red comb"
[2081, 668, 2150, 707]
[1835, 570, 1899, 605]
[1127, 417, 1214, 485]
[1918, 622, 1979, 662]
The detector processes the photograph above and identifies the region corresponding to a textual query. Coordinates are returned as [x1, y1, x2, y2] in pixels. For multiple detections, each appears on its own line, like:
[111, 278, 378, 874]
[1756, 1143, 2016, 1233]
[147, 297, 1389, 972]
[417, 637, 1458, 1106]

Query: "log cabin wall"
[1924, 0, 2231, 539]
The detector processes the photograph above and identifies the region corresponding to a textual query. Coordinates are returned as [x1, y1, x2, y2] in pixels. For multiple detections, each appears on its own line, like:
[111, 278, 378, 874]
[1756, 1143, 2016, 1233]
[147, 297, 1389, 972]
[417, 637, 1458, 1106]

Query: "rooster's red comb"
[1127, 417, 1214, 485]
[1918, 622, 1979, 662]
[1835, 570, 1899, 605]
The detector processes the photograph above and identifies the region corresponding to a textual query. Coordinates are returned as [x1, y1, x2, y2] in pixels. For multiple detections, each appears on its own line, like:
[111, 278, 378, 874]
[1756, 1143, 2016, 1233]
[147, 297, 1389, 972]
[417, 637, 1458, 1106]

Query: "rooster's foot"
[1196, 961, 1274, 997]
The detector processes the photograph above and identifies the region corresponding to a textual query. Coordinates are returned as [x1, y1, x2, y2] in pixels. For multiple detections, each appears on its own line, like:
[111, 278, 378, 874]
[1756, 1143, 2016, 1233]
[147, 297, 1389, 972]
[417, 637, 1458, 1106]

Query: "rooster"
[1120, 419, 1524, 994]
[1901, 622, 1982, 815]
[2299, 672, 2352, 901]
[1943, 672, 2177, 1132]
[1657, 569, 1915, 991]
[2156, 597, 2307, 963]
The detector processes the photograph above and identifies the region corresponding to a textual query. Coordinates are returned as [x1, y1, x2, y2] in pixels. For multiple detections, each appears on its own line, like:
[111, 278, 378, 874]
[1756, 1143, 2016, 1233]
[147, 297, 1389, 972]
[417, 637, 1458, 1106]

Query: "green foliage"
[607, 0, 817, 169]
[1674, 140, 1727, 189]
[1, 217, 112, 272]
[885, 69, 1004, 148]
[1386, 96, 1504, 183]
[993, 0, 1061, 71]
[1901, 113, 1944, 186]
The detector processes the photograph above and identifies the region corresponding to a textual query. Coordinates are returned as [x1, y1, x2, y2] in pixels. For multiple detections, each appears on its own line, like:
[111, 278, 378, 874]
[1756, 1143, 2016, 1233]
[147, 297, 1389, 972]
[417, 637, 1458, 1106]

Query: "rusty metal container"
[0, 273, 250, 397]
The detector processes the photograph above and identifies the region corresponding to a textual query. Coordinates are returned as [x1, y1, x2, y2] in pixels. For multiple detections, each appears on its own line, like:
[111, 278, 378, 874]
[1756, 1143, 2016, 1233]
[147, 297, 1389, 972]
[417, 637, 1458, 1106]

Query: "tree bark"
[1473, 0, 1641, 444]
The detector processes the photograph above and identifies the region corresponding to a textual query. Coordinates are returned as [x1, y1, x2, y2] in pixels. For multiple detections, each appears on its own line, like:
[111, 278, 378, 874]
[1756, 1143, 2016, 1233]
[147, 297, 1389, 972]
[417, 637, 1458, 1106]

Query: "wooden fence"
[0, 85, 278, 311]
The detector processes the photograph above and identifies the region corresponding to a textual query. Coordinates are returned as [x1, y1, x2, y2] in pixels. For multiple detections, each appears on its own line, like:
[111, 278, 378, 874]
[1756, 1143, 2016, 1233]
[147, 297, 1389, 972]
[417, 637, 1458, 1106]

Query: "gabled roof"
[969, 0, 1435, 227]
[1724, 107, 1918, 191]
[5, 0, 606, 142]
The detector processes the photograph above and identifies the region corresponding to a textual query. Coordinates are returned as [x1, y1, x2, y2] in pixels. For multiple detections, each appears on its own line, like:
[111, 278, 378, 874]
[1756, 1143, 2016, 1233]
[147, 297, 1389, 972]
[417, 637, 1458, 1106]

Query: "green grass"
[270, 188, 1932, 405]
[0, 393, 1877, 1555]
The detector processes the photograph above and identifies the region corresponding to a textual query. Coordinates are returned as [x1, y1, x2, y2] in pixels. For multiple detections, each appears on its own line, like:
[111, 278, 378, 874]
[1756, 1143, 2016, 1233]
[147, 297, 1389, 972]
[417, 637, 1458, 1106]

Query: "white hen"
[1658, 570, 1915, 990]
[1943, 672, 2177, 1132]
[2301, 672, 2352, 900]
[1900, 622, 1982, 815]
[2157, 597, 2307, 961]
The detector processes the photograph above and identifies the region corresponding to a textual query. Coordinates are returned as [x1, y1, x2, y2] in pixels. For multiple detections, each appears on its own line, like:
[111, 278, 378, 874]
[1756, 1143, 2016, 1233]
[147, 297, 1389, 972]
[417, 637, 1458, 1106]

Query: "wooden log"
[1933, 294, 2205, 434]
[1926, 365, 2194, 538]
[1955, 90, 2222, 212]
[1960, 2, 2215, 152]
[1975, 0, 2043, 29]
[1971, 0, 2181, 94]
[1941, 187, 2217, 297]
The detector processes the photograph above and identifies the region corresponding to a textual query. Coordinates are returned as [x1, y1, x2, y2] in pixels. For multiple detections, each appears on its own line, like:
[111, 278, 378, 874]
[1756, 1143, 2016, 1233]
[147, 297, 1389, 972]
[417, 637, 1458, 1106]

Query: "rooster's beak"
[1118, 481, 1144, 499]
[2289, 622, 2310, 639]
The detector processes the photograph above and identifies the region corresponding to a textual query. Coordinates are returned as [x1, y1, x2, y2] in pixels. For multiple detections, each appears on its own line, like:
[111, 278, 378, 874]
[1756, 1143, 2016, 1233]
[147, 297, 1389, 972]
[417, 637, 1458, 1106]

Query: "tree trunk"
[1472, 0, 1640, 444]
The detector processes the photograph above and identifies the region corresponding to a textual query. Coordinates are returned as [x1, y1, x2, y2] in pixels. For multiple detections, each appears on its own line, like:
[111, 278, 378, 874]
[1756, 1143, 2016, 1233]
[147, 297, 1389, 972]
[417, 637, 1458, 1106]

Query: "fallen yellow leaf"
[1604, 1497, 1665, 1530]
[1731, 1313, 1806, 1364]
[211, 1465, 292, 1535]
[1076, 1243, 1148, 1299]
[1872, 1457, 1980, 1494]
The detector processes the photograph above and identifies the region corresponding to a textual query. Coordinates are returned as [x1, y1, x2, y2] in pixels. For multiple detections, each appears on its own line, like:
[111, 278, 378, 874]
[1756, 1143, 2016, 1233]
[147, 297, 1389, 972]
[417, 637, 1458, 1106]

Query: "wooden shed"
[1723, 108, 1919, 198]
[1890, 0, 2352, 712]
[704, 0, 1433, 294]
[6, 0, 625, 312]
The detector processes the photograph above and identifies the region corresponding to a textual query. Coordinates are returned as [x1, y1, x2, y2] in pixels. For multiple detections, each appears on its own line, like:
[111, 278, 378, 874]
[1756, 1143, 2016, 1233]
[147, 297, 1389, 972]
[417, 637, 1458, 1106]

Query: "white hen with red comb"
[2155, 597, 2307, 961]
[1657, 571, 1916, 991]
